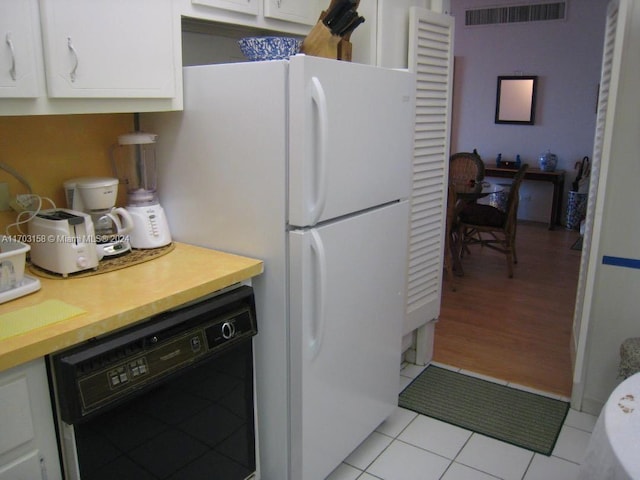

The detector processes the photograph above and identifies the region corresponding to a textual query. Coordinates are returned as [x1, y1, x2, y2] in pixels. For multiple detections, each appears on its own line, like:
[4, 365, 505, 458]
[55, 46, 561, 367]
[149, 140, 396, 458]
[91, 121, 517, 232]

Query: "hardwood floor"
[435, 221, 582, 397]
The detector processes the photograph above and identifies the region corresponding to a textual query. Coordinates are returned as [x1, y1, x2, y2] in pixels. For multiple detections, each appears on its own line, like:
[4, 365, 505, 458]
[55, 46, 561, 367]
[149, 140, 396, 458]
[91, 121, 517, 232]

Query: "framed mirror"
[495, 76, 538, 125]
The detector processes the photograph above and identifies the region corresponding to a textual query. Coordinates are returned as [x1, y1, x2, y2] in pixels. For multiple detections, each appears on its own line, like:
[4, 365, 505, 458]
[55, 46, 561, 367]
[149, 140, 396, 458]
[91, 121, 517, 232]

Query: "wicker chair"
[443, 183, 458, 291]
[450, 151, 486, 255]
[449, 151, 485, 192]
[457, 163, 529, 278]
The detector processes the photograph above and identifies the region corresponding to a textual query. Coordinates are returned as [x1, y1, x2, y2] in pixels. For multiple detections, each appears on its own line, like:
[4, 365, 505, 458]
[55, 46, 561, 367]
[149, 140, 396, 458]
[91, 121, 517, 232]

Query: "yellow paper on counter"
[0, 300, 86, 341]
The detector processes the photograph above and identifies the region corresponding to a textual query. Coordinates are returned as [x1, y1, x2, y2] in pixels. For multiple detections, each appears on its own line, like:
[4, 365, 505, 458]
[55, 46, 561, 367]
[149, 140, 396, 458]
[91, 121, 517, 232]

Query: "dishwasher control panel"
[77, 327, 210, 411]
[50, 286, 257, 424]
[107, 357, 148, 388]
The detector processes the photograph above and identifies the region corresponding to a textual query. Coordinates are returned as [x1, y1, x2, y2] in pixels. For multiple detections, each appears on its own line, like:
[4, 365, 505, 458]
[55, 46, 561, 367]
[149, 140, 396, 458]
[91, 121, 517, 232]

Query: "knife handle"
[339, 15, 364, 37]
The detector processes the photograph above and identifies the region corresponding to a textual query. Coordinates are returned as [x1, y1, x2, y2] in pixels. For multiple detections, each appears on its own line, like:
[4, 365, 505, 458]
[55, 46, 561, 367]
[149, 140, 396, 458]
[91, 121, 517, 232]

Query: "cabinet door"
[264, 0, 321, 25]
[0, 359, 62, 480]
[288, 55, 414, 227]
[39, 0, 176, 98]
[191, 0, 259, 16]
[0, 451, 43, 480]
[288, 201, 409, 480]
[0, 0, 40, 98]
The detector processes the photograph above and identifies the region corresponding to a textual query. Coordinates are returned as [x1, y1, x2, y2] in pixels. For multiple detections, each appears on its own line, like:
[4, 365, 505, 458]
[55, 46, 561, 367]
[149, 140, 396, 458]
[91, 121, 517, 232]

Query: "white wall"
[450, 0, 607, 222]
[377, 0, 429, 68]
[373, 0, 448, 68]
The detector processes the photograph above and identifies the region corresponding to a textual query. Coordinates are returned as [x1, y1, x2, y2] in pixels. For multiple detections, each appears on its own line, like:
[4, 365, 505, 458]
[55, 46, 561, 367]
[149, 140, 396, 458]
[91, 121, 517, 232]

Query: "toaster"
[28, 209, 100, 277]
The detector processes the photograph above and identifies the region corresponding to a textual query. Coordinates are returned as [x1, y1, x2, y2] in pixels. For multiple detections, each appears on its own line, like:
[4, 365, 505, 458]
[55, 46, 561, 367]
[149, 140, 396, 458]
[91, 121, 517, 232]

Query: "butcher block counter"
[0, 242, 264, 372]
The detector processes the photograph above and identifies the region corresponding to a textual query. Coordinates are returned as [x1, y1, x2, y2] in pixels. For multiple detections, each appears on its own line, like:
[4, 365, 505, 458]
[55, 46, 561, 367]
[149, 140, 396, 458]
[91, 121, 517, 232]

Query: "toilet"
[579, 372, 640, 479]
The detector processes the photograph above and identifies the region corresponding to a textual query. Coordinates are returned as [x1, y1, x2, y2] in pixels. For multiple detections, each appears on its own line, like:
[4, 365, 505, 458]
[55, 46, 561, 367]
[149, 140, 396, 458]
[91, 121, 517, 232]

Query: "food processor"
[111, 131, 172, 249]
[63, 177, 134, 258]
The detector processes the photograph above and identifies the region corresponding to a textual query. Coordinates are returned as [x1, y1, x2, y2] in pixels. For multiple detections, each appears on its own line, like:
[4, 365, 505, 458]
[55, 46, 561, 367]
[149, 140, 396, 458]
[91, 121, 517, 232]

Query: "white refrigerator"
[142, 55, 415, 480]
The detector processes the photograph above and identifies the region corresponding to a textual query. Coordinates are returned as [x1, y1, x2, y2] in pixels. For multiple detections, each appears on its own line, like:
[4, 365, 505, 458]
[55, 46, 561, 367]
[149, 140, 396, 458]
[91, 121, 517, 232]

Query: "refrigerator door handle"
[309, 229, 327, 359]
[309, 76, 328, 226]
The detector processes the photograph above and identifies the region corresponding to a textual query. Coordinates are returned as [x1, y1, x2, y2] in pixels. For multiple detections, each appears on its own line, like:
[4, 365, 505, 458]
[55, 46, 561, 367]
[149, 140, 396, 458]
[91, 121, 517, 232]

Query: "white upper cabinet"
[192, 0, 259, 16]
[264, 0, 320, 26]
[0, 0, 41, 98]
[39, 0, 176, 98]
[185, 0, 323, 30]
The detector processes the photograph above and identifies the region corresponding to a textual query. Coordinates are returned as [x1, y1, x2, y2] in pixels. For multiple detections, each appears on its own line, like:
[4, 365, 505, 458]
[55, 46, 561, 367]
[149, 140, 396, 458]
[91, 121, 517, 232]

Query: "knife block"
[300, 0, 359, 61]
[338, 38, 353, 62]
[300, 22, 342, 60]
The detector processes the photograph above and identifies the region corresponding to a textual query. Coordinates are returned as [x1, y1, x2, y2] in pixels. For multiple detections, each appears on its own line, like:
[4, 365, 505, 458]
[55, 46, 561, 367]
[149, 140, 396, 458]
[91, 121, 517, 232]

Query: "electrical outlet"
[9, 199, 26, 212]
[10, 194, 37, 212]
[17, 194, 32, 208]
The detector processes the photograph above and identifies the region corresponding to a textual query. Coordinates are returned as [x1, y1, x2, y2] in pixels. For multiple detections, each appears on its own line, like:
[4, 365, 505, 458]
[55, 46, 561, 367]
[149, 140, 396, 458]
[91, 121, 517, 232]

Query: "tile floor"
[325, 362, 597, 480]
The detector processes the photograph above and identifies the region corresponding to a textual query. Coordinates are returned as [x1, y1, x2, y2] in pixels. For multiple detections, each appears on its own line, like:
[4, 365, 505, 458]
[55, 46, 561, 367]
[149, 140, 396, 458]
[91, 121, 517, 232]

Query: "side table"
[485, 166, 565, 230]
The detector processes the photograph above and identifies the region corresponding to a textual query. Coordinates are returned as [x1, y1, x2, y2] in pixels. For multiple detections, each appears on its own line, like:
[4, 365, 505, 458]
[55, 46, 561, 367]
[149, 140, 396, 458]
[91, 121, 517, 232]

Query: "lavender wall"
[450, 0, 608, 222]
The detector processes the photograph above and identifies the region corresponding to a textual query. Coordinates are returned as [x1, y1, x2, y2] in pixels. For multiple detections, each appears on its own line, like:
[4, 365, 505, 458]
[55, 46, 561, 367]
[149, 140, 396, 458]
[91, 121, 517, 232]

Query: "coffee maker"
[63, 177, 134, 258]
[111, 131, 172, 249]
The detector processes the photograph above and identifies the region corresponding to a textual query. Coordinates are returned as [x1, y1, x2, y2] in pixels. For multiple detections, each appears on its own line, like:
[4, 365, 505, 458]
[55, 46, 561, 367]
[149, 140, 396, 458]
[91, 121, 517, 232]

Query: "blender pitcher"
[111, 132, 172, 249]
[111, 132, 159, 205]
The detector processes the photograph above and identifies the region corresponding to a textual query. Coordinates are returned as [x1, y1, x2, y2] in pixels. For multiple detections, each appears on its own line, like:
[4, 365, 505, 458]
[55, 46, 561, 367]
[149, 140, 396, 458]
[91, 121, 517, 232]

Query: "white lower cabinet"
[0, 359, 62, 480]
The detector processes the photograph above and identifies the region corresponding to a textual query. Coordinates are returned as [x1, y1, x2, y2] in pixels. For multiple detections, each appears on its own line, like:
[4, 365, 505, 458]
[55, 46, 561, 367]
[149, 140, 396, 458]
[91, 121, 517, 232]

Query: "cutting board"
[0, 300, 86, 341]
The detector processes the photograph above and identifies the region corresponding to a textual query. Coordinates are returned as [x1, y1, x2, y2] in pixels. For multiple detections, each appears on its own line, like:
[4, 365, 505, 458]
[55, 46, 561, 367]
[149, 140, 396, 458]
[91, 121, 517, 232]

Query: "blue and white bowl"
[238, 36, 302, 61]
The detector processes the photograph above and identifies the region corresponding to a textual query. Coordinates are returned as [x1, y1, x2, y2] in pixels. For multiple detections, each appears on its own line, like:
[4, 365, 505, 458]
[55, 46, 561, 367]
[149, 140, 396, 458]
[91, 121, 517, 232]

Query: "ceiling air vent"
[465, 2, 566, 26]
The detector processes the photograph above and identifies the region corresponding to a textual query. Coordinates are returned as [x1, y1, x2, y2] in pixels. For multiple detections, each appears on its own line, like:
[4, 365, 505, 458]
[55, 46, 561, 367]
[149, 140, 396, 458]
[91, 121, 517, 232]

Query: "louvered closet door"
[404, 8, 454, 336]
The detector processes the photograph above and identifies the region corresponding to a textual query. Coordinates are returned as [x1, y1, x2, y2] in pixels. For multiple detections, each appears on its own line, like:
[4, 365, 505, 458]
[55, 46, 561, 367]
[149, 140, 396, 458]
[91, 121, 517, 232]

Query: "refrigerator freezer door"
[288, 200, 409, 480]
[288, 55, 416, 227]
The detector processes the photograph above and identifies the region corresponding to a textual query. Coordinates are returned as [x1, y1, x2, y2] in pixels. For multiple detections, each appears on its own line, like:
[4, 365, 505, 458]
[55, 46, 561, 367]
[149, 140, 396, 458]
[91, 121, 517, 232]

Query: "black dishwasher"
[48, 285, 257, 480]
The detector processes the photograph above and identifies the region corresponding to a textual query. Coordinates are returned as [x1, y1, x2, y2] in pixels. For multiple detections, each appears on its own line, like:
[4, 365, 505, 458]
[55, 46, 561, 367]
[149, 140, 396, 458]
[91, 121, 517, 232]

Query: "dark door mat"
[399, 366, 569, 456]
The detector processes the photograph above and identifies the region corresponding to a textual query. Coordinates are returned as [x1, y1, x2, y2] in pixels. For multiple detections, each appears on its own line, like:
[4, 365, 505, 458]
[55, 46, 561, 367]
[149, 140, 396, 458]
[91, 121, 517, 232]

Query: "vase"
[539, 151, 558, 172]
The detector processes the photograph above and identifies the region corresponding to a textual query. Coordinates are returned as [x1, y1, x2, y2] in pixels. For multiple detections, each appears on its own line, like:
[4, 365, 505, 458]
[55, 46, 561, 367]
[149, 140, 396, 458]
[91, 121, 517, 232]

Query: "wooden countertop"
[0, 242, 263, 372]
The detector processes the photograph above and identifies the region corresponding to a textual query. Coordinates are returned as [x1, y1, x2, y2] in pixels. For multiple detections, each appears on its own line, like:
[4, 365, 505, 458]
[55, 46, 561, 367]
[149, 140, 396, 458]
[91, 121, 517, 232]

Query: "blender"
[63, 177, 134, 258]
[111, 131, 172, 249]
